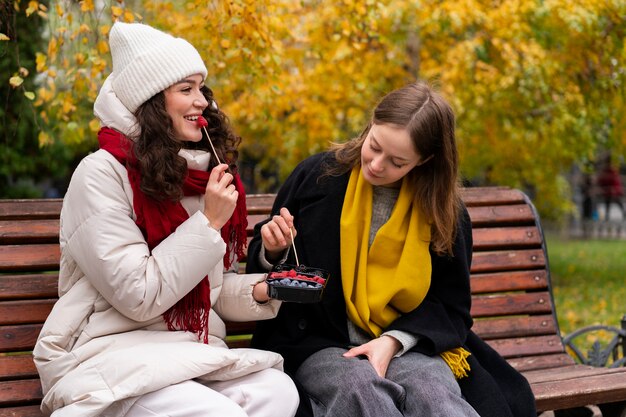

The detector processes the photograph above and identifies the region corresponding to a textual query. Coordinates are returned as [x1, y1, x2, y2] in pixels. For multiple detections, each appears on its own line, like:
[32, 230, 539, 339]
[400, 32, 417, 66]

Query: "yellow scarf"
[340, 166, 471, 379]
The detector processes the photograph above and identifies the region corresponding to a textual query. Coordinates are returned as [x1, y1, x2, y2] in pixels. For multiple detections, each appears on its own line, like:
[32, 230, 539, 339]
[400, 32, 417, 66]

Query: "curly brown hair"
[325, 81, 461, 255]
[133, 85, 241, 201]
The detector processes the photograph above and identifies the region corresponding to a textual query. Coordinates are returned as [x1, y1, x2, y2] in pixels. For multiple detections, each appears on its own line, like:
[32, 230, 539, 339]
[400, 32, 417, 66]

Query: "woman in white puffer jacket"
[33, 21, 299, 417]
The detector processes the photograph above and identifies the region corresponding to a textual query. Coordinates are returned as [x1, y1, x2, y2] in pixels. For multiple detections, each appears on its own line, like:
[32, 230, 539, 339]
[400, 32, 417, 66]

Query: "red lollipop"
[196, 116, 208, 128]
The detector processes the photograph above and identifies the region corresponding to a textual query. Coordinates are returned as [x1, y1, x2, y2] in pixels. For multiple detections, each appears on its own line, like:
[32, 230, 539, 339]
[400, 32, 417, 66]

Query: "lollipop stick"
[202, 126, 222, 165]
[289, 227, 300, 266]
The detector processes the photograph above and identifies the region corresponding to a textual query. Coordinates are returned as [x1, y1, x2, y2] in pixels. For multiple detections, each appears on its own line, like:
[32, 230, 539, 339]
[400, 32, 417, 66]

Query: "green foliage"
[0, 0, 75, 197]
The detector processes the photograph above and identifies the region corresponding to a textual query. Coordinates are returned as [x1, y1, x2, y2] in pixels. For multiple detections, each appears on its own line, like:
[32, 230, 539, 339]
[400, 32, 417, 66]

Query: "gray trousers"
[295, 347, 480, 417]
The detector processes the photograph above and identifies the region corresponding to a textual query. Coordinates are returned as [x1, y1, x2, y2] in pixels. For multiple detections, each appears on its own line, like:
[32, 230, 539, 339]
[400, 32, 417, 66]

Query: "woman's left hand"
[252, 280, 270, 303]
[342, 335, 401, 378]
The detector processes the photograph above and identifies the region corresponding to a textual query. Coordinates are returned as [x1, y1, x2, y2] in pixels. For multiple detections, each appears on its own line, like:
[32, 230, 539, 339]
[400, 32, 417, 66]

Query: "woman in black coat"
[247, 81, 536, 417]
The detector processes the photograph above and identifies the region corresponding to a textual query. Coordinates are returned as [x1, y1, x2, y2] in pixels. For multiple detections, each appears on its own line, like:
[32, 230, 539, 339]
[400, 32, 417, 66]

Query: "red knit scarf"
[98, 127, 247, 343]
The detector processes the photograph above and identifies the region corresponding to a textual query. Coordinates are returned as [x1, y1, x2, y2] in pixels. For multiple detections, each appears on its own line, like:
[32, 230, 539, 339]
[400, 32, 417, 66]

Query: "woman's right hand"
[261, 207, 296, 260]
[203, 164, 238, 230]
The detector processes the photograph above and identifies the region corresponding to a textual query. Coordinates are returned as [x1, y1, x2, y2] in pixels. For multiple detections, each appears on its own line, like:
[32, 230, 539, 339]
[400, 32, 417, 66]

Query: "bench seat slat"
[529, 367, 626, 412]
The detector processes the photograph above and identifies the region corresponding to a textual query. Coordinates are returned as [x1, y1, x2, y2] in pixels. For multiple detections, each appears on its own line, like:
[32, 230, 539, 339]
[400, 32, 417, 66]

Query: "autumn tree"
[3, 0, 625, 218]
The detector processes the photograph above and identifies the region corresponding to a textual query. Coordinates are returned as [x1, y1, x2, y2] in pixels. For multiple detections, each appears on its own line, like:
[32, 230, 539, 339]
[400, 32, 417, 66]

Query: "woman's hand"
[203, 164, 238, 230]
[343, 335, 401, 378]
[261, 207, 296, 261]
[252, 280, 270, 303]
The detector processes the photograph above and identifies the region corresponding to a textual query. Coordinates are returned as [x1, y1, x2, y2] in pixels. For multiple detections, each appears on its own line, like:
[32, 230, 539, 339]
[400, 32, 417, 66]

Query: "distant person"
[597, 158, 624, 220]
[33, 21, 298, 417]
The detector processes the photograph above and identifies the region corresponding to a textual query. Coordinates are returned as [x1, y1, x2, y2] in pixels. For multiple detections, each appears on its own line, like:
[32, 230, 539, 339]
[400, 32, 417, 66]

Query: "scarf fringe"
[440, 347, 471, 379]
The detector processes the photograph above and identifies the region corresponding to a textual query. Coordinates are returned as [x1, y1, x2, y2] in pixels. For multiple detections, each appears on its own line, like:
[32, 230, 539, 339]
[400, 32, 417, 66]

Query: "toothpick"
[289, 227, 300, 266]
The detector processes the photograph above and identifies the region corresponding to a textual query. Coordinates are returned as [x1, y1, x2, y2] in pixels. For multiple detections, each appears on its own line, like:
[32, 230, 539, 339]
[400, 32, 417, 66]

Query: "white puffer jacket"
[33, 79, 283, 417]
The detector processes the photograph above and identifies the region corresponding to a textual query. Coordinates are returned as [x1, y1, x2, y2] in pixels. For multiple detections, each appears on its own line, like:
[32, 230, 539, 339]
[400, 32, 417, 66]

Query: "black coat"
[247, 152, 536, 417]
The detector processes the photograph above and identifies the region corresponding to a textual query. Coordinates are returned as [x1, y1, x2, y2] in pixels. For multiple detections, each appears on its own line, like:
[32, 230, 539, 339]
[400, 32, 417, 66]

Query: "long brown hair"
[133, 85, 241, 201]
[326, 81, 461, 255]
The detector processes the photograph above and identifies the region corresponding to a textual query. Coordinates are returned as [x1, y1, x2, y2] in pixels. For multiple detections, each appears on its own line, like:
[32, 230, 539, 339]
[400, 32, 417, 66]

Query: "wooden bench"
[2, 187, 626, 417]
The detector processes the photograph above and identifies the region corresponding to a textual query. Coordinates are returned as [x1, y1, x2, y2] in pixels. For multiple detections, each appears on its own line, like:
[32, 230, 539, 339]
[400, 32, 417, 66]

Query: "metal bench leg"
[598, 402, 626, 417]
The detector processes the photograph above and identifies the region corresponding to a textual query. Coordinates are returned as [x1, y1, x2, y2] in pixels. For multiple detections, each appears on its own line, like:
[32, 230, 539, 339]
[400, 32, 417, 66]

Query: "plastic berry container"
[266, 263, 330, 303]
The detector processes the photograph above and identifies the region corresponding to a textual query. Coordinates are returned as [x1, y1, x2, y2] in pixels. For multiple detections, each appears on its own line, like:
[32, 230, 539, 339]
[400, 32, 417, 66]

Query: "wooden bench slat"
[511, 353, 575, 372]
[485, 335, 565, 358]
[470, 270, 548, 294]
[0, 301, 55, 326]
[0, 379, 42, 406]
[0, 245, 60, 272]
[0, 220, 59, 244]
[529, 367, 626, 412]
[470, 249, 546, 273]
[460, 187, 526, 206]
[0, 275, 58, 300]
[470, 291, 553, 317]
[0, 325, 43, 353]
[0, 405, 43, 417]
[0, 356, 38, 380]
[467, 204, 536, 226]
[472, 226, 542, 249]
[0, 200, 63, 221]
[472, 315, 557, 340]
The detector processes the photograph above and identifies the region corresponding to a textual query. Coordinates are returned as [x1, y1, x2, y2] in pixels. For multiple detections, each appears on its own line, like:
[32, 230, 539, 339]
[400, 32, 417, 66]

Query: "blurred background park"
[2, 0, 626, 344]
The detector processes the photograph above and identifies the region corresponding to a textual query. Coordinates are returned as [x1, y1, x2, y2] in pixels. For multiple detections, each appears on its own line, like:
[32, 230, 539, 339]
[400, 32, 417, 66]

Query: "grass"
[545, 232, 626, 358]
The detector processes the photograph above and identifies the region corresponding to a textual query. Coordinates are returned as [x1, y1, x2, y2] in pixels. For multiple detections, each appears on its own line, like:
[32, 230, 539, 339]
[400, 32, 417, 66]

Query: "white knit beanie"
[109, 22, 208, 113]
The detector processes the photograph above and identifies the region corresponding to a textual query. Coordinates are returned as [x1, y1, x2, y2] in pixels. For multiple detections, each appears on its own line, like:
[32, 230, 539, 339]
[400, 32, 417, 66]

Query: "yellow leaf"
[221, 39, 231, 48]
[56, 3, 63, 17]
[9, 75, 23, 88]
[35, 52, 46, 72]
[89, 118, 101, 132]
[25, 1, 38, 16]
[78, 24, 91, 34]
[24, 91, 35, 100]
[19, 67, 29, 77]
[96, 40, 109, 54]
[80, 0, 94, 12]
[38, 130, 52, 147]
[111, 6, 123, 18]
[124, 10, 134, 22]
[0, 33, 9, 41]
